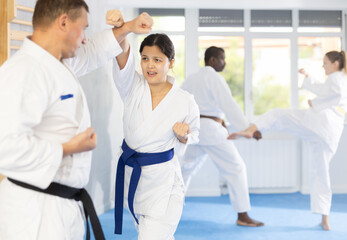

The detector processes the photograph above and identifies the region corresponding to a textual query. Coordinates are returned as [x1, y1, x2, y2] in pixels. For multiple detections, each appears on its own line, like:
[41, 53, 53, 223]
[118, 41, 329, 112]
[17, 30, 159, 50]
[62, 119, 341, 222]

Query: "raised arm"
[310, 77, 343, 111]
[111, 12, 153, 70]
[299, 69, 343, 111]
[211, 74, 249, 131]
[299, 68, 330, 96]
[111, 12, 153, 100]
[65, 11, 152, 77]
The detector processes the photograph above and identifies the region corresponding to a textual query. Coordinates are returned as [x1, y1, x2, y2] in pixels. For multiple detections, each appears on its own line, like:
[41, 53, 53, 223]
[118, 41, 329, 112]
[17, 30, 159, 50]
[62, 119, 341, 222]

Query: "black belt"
[8, 178, 105, 240]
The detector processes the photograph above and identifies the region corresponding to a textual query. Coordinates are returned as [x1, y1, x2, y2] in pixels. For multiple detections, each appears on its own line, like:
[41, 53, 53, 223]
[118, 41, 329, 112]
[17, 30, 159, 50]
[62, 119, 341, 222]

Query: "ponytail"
[340, 51, 346, 73]
[325, 50, 346, 73]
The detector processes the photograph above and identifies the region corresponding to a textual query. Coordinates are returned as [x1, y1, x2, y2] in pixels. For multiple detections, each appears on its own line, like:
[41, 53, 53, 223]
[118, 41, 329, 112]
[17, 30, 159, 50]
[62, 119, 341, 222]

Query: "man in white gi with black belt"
[180, 46, 264, 227]
[0, 0, 150, 239]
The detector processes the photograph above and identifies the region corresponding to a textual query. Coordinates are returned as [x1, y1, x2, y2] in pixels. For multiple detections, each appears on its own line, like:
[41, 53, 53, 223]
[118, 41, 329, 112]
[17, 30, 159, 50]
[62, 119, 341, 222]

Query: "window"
[139, 8, 185, 31]
[197, 10, 245, 110]
[252, 38, 291, 115]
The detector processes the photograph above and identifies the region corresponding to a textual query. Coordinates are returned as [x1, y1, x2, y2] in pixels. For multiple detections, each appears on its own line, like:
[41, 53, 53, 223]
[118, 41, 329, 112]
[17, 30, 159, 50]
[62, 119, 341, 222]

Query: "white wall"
[82, 0, 125, 214]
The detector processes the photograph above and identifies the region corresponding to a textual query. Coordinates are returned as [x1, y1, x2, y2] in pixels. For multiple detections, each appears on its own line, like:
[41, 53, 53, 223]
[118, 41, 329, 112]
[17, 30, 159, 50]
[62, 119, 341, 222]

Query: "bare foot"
[228, 124, 258, 140]
[236, 212, 264, 227]
[320, 215, 330, 231]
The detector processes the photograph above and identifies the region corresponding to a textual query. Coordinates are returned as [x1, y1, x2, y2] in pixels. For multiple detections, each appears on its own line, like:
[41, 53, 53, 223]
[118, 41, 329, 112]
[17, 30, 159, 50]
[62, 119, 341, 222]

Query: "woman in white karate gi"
[229, 51, 347, 230]
[111, 13, 200, 240]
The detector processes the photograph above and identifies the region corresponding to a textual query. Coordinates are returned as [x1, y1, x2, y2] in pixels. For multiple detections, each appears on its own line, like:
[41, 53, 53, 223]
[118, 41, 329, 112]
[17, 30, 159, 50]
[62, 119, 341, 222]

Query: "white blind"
[299, 10, 342, 27]
[251, 10, 292, 27]
[199, 9, 244, 27]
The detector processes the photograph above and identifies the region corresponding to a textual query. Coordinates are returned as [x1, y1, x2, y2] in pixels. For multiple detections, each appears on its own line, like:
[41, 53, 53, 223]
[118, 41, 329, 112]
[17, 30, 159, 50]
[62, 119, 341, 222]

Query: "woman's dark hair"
[325, 51, 346, 73]
[204, 46, 224, 65]
[139, 33, 175, 61]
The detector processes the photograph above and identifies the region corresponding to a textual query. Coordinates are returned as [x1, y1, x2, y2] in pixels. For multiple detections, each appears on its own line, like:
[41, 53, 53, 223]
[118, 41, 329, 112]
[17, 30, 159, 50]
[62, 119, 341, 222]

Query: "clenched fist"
[298, 68, 308, 78]
[106, 9, 124, 27]
[173, 122, 190, 144]
[129, 12, 153, 34]
[62, 127, 97, 157]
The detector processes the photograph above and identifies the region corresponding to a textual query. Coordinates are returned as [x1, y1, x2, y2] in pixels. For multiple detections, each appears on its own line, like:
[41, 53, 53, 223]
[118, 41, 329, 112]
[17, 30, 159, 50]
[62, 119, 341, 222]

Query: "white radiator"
[186, 134, 301, 196]
[234, 135, 301, 193]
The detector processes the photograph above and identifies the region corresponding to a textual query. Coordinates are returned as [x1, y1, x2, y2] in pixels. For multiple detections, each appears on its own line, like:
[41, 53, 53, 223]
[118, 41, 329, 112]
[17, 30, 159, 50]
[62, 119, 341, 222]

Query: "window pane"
[138, 9, 185, 32]
[152, 16, 185, 32]
[170, 35, 185, 85]
[135, 35, 185, 85]
[198, 36, 245, 111]
[252, 39, 291, 115]
[298, 37, 341, 108]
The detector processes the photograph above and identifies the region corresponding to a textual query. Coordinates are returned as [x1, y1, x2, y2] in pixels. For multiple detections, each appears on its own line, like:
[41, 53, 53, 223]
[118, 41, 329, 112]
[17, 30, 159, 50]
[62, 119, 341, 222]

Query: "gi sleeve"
[210, 73, 249, 131]
[185, 95, 200, 145]
[65, 29, 123, 77]
[301, 75, 328, 96]
[0, 62, 62, 189]
[112, 46, 141, 101]
[175, 94, 200, 157]
[302, 75, 342, 111]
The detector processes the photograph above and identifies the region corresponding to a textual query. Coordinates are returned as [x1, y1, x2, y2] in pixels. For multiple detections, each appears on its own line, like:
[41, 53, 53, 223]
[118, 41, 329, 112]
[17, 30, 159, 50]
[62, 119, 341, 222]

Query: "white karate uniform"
[0, 30, 122, 240]
[113, 47, 200, 240]
[180, 66, 251, 213]
[254, 71, 347, 215]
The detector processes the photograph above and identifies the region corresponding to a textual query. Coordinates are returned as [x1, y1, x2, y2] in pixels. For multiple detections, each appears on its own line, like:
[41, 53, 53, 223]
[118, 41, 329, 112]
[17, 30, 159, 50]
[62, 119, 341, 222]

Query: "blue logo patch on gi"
[60, 94, 74, 100]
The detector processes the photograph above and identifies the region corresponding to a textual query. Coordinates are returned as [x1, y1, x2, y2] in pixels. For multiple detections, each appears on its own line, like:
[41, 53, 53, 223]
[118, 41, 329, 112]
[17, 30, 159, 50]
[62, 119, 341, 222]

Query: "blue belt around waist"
[114, 140, 174, 234]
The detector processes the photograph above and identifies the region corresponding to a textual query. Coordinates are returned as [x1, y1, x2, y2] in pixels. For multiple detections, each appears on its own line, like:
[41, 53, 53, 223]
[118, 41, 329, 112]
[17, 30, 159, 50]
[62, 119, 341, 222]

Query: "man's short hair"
[204, 46, 224, 65]
[32, 0, 89, 29]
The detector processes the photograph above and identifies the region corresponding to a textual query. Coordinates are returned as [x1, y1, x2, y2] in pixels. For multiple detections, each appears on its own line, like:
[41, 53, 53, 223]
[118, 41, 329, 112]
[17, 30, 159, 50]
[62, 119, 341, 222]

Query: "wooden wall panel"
[0, 0, 9, 65]
[0, 0, 33, 182]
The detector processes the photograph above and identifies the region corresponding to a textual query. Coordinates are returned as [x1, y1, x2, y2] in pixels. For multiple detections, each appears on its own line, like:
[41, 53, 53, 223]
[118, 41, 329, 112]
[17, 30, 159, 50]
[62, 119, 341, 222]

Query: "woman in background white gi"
[112, 13, 200, 240]
[229, 51, 347, 230]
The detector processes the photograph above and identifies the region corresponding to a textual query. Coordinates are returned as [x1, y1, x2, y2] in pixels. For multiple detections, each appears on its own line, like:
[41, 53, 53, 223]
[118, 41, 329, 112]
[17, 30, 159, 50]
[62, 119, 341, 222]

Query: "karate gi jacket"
[301, 71, 347, 152]
[0, 29, 122, 239]
[113, 47, 200, 217]
[181, 66, 249, 145]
